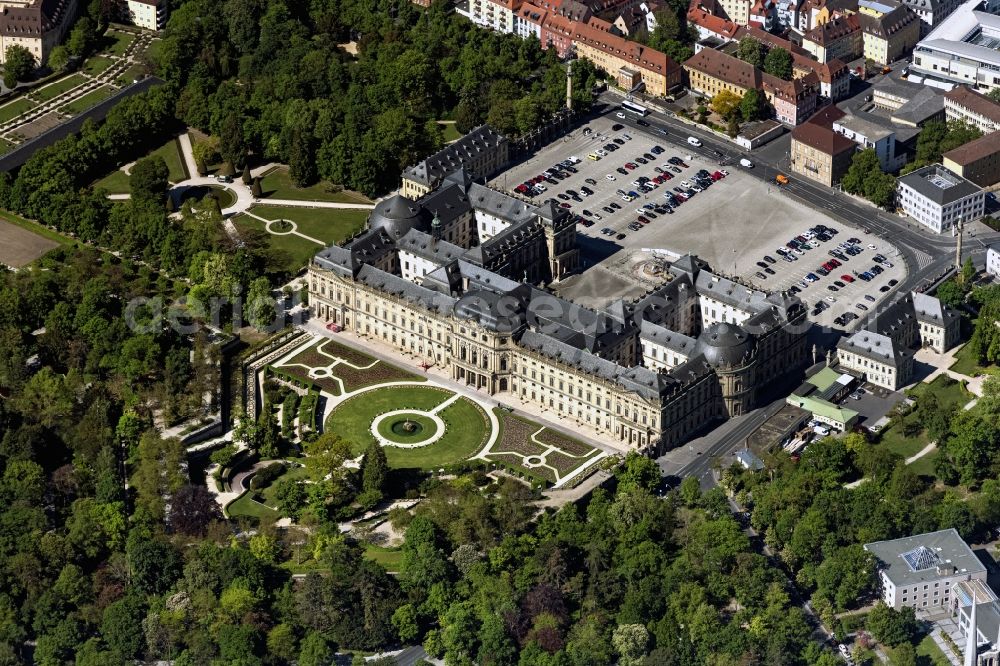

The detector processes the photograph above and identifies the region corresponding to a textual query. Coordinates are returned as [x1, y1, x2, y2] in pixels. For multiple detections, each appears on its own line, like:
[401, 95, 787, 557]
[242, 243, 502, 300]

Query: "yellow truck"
[775, 174, 789, 185]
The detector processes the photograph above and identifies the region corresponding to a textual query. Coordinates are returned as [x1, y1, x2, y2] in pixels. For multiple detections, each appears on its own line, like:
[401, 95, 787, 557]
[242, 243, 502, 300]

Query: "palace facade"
[309, 164, 809, 454]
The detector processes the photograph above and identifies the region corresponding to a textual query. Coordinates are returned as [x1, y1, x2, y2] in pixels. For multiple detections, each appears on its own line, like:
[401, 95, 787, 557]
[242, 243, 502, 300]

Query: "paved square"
[491, 115, 905, 328]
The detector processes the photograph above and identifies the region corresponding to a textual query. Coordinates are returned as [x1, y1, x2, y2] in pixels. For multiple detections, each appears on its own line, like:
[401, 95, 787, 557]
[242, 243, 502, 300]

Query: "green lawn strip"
[364, 544, 403, 571]
[877, 423, 930, 460]
[0, 210, 73, 247]
[279, 559, 327, 575]
[879, 376, 970, 468]
[232, 214, 324, 274]
[330, 387, 453, 455]
[149, 137, 189, 182]
[250, 205, 368, 244]
[949, 342, 989, 377]
[376, 413, 439, 443]
[0, 98, 36, 124]
[916, 634, 951, 666]
[60, 86, 113, 115]
[104, 30, 135, 57]
[439, 121, 461, 142]
[259, 167, 371, 204]
[270, 363, 341, 396]
[94, 169, 131, 194]
[0, 138, 13, 154]
[488, 452, 556, 484]
[116, 64, 146, 87]
[32, 74, 88, 102]
[227, 492, 280, 522]
[258, 465, 310, 506]
[907, 449, 940, 478]
[907, 375, 972, 411]
[83, 56, 116, 76]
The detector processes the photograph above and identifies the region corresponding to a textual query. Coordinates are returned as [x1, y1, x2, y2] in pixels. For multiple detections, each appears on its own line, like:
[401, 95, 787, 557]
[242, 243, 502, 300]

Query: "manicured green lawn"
[916, 634, 951, 666]
[0, 98, 36, 124]
[950, 342, 988, 377]
[364, 544, 403, 571]
[94, 169, 131, 194]
[0, 210, 73, 247]
[908, 375, 971, 411]
[227, 493, 280, 522]
[233, 214, 324, 274]
[250, 205, 368, 244]
[116, 64, 146, 88]
[83, 56, 115, 76]
[327, 387, 490, 469]
[879, 376, 971, 471]
[179, 184, 235, 209]
[257, 465, 310, 506]
[0, 138, 12, 154]
[60, 86, 113, 115]
[149, 137, 188, 182]
[32, 74, 87, 102]
[104, 30, 135, 57]
[259, 167, 371, 204]
[439, 121, 461, 142]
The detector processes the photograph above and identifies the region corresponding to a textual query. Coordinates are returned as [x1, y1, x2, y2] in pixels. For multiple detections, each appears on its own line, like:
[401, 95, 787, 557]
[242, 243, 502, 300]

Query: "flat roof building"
[897, 163, 985, 232]
[865, 529, 987, 610]
[910, 0, 1000, 94]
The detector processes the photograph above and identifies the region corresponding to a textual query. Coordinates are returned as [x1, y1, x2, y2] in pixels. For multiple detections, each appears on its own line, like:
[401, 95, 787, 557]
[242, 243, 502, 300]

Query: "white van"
[687, 136, 702, 147]
[739, 158, 754, 168]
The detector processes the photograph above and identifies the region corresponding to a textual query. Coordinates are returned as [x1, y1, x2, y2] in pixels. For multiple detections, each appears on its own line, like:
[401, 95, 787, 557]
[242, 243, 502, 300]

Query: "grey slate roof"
[912, 291, 958, 326]
[396, 229, 465, 264]
[864, 529, 986, 587]
[402, 125, 508, 187]
[467, 182, 537, 224]
[354, 265, 457, 315]
[838, 330, 908, 365]
[898, 164, 983, 205]
[640, 320, 697, 355]
[891, 87, 944, 126]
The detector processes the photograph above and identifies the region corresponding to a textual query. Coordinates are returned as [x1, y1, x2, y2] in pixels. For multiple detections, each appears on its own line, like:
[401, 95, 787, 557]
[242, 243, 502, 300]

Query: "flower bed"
[318, 339, 377, 367]
[488, 453, 555, 485]
[545, 450, 596, 477]
[536, 428, 594, 457]
[330, 360, 423, 391]
[493, 412, 546, 456]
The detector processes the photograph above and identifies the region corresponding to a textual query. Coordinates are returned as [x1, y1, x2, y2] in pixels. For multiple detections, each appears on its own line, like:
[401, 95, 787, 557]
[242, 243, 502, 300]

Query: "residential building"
[859, 4, 921, 63]
[859, 0, 902, 17]
[572, 21, 683, 95]
[785, 366, 860, 430]
[309, 163, 809, 453]
[125, 0, 166, 30]
[735, 24, 852, 99]
[833, 112, 907, 171]
[683, 47, 819, 124]
[802, 13, 863, 62]
[515, 2, 548, 37]
[950, 579, 1000, 666]
[401, 125, 510, 199]
[865, 529, 988, 611]
[718, 0, 752, 25]
[470, 0, 520, 32]
[910, 0, 1000, 94]
[749, 0, 779, 28]
[837, 291, 960, 387]
[0, 0, 78, 65]
[688, 2, 742, 40]
[790, 107, 858, 185]
[899, 0, 962, 35]
[943, 85, 1000, 134]
[640, 1, 665, 31]
[541, 11, 576, 55]
[897, 163, 985, 233]
[986, 243, 1000, 277]
[943, 131, 1000, 187]
[797, 0, 859, 31]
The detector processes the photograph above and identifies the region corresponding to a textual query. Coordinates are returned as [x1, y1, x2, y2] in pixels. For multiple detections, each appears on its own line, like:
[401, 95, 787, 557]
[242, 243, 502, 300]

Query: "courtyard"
[491, 115, 904, 329]
[268, 335, 608, 485]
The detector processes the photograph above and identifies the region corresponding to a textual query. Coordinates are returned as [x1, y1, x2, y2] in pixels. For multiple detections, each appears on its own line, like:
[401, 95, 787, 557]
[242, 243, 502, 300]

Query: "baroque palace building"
[309, 158, 809, 454]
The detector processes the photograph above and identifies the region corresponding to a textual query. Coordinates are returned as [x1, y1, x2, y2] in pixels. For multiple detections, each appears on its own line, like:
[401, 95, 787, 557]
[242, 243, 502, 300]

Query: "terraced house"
[308, 143, 809, 453]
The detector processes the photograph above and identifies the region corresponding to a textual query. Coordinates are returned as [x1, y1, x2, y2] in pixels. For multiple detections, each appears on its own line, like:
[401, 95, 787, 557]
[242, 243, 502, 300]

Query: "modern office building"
[897, 163, 985, 232]
[865, 529, 988, 610]
[909, 0, 1000, 94]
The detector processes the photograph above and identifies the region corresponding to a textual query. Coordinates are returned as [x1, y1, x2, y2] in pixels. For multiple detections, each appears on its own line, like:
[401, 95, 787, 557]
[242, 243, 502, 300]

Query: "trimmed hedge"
[249, 462, 286, 491]
[281, 392, 300, 437]
[298, 392, 319, 433]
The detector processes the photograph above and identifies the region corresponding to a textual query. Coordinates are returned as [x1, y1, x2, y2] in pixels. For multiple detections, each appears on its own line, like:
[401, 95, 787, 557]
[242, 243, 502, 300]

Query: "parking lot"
[490, 114, 905, 328]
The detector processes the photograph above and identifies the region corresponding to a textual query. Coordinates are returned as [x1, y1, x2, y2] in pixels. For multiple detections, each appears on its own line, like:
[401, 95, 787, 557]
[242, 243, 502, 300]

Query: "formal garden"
[266, 335, 608, 486]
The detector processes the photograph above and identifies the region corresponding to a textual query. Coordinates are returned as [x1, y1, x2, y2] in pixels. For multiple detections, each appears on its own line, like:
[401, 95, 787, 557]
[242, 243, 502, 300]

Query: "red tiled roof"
[804, 14, 860, 46]
[792, 121, 857, 155]
[572, 21, 681, 77]
[683, 47, 761, 88]
[687, 5, 740, 37]
[942, 131, 1000, 166]
[944, 85, 1000, 125]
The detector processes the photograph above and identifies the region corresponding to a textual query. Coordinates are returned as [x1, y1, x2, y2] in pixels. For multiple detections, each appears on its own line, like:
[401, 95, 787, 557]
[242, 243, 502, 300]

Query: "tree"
[298, 632, 333, 666]
[4, 45, 36, 86]
[289, 128, 317, 187]
[888, 643, 917, 666]
[612, 624, 649, 666]
[251, 177, 262, 198]
[710, 90, 742, 120]
[257, 400, 281, 458]
[220, 113, 246, 171]
[842, 149, 896, 208]
[737, 38, 764, 68]
[169, 484, 222, 535]
[47, 45, 69, 72]
[936, 280, 965, 308]
[242, 163, 252, 185]
[679, 476, 702, 507]
[866, 602, 918, 646]
[616, 452, 661, 492]
[245, 277, 276, 330]
[740, 88, 767, 122]
[962, 256, 976, 286]
[66, 16, 98, 57]
[988, 88, 1000, 104]
[763, 47, 793, 80]
[361, 440, 388, 497]
[130, 155, 169, 203]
